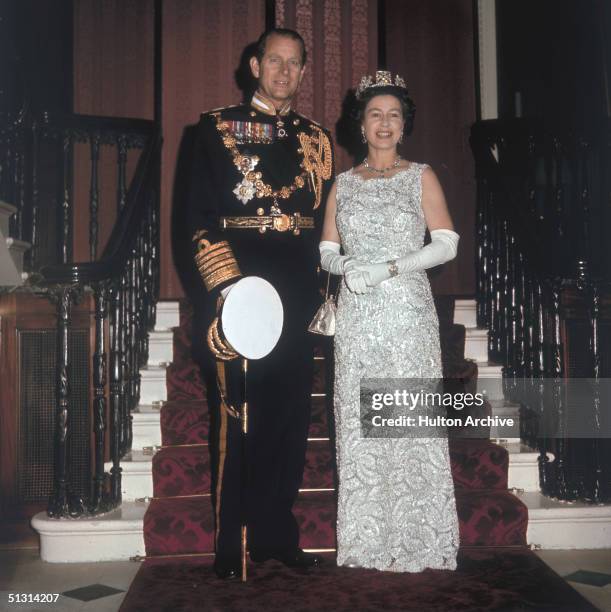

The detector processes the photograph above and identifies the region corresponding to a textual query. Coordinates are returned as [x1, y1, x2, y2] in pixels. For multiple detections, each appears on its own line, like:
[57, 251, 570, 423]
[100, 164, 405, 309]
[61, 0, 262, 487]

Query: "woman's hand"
[352, 261, 391, 287]
[344, 268, 371, 294]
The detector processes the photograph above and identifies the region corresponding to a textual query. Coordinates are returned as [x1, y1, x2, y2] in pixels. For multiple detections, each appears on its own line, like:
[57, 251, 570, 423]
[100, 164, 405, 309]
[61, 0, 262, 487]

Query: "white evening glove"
[354, 229, 460, 287]
[344, 269, 371, 294]
[319, 241, 357, 275]
[320, 241, 370, 294]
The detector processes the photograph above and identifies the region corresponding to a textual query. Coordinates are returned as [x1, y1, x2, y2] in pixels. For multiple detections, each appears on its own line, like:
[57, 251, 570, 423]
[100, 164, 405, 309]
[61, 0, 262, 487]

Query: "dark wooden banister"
[471, 117, 611, 282]
[471, 117, 611, 503]
[1, 110, 164, 517]
[39, 127, 160, 284]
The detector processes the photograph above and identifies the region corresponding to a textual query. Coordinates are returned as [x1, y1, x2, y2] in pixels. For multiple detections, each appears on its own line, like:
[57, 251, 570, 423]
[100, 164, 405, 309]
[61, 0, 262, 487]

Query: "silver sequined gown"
[333, 164, 459, 572]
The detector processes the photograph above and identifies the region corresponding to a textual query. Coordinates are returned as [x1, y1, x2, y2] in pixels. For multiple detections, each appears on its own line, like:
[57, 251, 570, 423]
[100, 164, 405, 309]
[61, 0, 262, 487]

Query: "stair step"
[140, 365, 168, 404]
[105, 450, 159, 501]
[455, 489, 528, 546]
[160, 400, 208, 447]
[449, 439, 509, 490]
[32, 501, 147, 563]
[32, 488, 611, 562]
[153, 445, 211, 497]
[143, 496, 215, 556]
[118, 437, 517, 501]
[488, 399, 520, 441]
[453, 298, 477, 328]
[142, 487, 528, 556]
[476, 362, 505, 401]
[464, 327, 489, 363]
[158, 396, 329, 448]
[501, 442, 547, 492]
[132, 409, 163, 449]
[142, 493, 337, 556]
[150, 439, 334, 499]
[154, 301, 180, 331]
[150, 397, 516, 452]
[166, 353, 327, 403]
[166, 361, 207, 401]
[522, 491, 611, 549]
[295, 491, 337, 550]
[302, 439, 335, 490]
[147, 329, 175, 366]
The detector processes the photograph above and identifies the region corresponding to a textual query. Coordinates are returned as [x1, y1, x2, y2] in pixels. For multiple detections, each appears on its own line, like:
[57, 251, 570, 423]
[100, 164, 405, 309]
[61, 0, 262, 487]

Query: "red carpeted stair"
[120, 300, 599, 612]
[142, 301, 528, 558]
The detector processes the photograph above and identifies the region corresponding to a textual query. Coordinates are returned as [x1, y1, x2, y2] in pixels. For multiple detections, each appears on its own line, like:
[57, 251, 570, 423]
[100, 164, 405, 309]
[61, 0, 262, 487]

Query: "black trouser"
[208, 317, 314, 562]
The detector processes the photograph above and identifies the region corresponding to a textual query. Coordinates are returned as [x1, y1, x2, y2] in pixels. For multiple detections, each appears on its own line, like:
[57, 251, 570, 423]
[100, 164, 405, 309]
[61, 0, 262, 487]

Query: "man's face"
[250, 34, 305, 108]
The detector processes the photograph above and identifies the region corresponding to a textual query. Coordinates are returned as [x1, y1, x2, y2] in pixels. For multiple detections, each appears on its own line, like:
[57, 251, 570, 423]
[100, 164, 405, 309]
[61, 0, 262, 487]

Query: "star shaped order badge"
[232, 154, 259, 204]
[233, 177, 256, 204]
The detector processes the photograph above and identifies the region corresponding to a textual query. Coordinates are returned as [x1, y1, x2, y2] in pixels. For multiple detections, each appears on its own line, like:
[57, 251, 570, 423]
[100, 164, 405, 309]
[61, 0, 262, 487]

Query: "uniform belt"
[220, 213, 315, 235]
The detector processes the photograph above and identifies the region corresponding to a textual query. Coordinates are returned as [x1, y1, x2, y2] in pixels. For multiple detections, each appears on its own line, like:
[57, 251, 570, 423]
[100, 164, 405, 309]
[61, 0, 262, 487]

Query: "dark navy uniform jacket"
[186, 99, 334, 333]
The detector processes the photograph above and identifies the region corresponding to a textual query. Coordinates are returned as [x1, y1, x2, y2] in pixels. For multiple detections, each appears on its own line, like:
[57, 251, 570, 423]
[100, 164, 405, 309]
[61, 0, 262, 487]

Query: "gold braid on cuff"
[194, 237, 242, 292]
[207, 317, 238, 361]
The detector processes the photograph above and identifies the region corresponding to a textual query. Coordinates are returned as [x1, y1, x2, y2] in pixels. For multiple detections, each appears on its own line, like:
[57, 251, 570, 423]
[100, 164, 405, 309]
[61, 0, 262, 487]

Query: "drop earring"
[398, 132, 404, 144]
[361, 127, 367, 144]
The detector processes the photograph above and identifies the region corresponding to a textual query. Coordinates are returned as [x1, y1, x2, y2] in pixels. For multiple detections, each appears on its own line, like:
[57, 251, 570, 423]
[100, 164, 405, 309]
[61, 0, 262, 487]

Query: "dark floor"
[1, 548, 610, 611]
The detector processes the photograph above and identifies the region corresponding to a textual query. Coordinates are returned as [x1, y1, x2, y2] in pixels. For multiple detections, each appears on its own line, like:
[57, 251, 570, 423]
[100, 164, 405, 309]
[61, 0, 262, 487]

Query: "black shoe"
[273, 548, 323, 569]
[214, 558, 240, 580]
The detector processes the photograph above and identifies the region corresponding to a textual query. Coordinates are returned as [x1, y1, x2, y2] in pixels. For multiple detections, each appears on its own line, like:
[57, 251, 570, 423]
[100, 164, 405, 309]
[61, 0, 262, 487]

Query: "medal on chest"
[214, 113, 332, 213]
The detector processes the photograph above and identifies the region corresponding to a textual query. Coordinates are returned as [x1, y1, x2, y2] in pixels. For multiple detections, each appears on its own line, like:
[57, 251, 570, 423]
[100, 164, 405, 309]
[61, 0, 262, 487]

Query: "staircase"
[33, 299, 611, 562]
[0, 201, 29, 286]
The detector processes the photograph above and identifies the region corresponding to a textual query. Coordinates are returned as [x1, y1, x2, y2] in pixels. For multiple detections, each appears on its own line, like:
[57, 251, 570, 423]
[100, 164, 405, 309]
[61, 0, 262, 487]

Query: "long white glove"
[319, 241, 370, 294]
[319, 241, 356, 275]
[355, 229, 460, 287]
[344, 268, 371, 294]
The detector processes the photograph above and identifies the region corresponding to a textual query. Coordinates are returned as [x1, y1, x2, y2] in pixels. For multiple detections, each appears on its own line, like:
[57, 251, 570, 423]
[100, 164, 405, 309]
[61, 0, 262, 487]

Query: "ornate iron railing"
[1, 110, 160, 516]
[471, 118, 611, 502]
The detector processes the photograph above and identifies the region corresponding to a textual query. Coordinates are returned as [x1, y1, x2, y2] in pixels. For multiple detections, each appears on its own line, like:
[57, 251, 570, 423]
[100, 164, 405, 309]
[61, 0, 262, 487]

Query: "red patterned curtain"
[73, 0, 155, 263]
[385, 0, 477, 295]
[276, 0, 378, 172]
[73, 0, 378, 298]
[161, 0, 266, 297]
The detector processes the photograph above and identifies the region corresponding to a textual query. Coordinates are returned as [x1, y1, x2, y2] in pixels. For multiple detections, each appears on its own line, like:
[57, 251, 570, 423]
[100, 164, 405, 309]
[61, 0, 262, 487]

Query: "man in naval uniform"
[186, 28, 334, 580]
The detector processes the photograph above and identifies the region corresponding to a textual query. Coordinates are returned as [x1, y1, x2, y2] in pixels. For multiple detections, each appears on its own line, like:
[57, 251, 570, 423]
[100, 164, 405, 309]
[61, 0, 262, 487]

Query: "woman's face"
[361, 94, 405, 150]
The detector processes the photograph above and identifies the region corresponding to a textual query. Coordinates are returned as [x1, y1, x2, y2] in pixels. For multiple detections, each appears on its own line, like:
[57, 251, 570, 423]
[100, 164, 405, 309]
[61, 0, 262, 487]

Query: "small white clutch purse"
[308, 272, 337, 336]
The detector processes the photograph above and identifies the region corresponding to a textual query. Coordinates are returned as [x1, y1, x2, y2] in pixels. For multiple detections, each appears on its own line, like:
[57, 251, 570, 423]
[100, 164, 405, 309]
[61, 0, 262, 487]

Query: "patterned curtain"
[161, 0, 266, 297]
[74, 1, 378, 297]
[73, 0, 155, 263]
[164, 0, 377, 296]
[276, 0, 378, 172]
[384, 0, 477, 295]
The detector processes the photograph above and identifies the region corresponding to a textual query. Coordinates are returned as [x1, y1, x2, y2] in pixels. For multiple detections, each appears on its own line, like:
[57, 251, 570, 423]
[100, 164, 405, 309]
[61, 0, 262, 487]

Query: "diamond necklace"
[363, 155, 402, 175]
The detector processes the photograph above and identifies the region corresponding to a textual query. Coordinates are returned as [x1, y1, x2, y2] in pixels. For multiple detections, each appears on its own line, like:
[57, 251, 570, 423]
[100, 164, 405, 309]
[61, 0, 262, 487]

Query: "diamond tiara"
[355, 70, 407, 100]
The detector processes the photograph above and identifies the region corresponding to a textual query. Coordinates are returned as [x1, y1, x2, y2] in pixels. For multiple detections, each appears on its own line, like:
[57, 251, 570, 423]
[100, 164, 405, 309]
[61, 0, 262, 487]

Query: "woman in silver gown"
[319, 72, 460, 572]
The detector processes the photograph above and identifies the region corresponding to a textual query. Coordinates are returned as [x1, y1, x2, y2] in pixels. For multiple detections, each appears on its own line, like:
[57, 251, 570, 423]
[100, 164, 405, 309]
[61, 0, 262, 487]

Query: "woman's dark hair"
[255, 28, 307, 66]
[354, 85, 416, 136]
